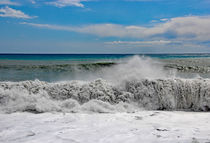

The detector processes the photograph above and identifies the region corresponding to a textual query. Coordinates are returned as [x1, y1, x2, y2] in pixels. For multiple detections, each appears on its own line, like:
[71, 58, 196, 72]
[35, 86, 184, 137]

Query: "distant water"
[0, 53, 210, 61]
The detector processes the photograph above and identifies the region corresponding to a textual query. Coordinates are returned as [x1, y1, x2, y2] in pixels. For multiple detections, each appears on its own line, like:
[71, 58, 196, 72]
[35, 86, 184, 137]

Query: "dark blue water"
[0, 53, 210, 61]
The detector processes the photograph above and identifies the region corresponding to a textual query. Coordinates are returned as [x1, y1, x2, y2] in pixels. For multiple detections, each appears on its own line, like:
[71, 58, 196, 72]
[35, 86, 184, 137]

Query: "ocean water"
[1, 53, 210, 61]
[1, 53, 210, 81]
[1, 53, 210, 113]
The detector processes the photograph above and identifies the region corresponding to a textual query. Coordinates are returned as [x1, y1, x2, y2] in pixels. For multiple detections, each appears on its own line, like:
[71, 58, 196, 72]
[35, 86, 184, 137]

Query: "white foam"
[102, 56, 169, 84]
[1, 77, 210, 113]
[1, 111, 210, 143]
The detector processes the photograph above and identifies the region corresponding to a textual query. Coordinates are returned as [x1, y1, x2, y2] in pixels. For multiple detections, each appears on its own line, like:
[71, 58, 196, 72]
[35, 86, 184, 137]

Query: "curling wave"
[0, 78, 210, 113]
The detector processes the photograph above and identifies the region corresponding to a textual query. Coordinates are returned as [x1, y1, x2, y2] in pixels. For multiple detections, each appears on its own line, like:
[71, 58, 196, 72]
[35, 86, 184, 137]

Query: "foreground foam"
[0, 78, 210, 113]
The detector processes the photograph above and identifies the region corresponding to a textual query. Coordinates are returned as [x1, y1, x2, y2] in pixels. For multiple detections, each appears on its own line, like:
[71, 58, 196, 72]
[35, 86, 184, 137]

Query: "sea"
[0, 53, 210, 113]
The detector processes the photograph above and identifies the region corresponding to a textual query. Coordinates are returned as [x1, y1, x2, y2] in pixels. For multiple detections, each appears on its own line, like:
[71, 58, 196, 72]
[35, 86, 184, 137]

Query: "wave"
[0, 62, 116, 71]
[1, 62, 209, 74]
[165, 64, 210, 73]
[1, 55, 210, 82]
[0, 56, 170, 82]
[1, 56, 210, 113]
[0, 62, 118, 82]
[0, 78, 210, 113]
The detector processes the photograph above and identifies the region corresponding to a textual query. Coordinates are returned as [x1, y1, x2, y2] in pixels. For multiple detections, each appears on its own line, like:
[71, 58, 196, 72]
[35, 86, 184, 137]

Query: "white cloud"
[0, 6, 37, 19]
[105, 40, 174, 45]
[160, 18, 168, 22]
[30, 0, 36, 4]
[47, 0, 87, 8]
[0, 0, 19, 5]
[21, 22, 148, 37]
[21, 16, 210, 42]
[160, 16, 210, 41]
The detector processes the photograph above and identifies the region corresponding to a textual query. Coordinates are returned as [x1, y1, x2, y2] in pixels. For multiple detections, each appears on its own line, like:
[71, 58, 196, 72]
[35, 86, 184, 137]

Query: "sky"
[0, 0, 210, 53]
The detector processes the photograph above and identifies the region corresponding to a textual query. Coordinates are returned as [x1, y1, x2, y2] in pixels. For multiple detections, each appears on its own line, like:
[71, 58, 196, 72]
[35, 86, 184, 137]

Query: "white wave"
[1, 78, 210, 113]
[58, 55, 172, 82]
[102, 56, 170, 83]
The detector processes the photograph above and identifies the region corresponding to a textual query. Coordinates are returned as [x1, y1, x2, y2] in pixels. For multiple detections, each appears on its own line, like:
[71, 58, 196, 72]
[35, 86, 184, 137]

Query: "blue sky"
[0, 0, 210, 53]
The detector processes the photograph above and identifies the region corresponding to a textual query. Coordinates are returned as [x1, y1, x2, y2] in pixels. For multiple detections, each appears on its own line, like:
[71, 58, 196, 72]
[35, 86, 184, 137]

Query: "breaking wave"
[1, 56, 210, 113]
[1, 78, 210, 113]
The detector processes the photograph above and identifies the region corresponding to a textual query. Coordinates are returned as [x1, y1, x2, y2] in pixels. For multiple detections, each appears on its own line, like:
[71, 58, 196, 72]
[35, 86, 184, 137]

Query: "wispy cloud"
[105, 40, 175, 45]
[20, 22, 74, 30]
[104, 40, 208, 51]
[46, 0, 88, 8]
[0, 0, 19, 6]
[30, 0, 36, 4]
[160, 18, 168, 22]
[21, 16, 210, 42]
[0, 6, 37, 19]
[104, 40, 184, 49]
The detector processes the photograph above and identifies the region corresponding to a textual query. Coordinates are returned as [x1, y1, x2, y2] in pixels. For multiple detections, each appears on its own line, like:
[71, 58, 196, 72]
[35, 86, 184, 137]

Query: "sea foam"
[1, 78, 210, 113]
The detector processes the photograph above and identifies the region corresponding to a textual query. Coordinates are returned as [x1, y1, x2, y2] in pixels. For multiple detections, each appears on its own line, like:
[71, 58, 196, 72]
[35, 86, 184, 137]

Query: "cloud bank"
[21, 16, 210, 42]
